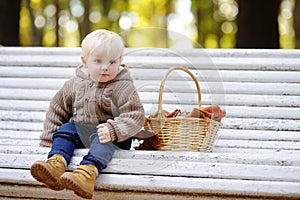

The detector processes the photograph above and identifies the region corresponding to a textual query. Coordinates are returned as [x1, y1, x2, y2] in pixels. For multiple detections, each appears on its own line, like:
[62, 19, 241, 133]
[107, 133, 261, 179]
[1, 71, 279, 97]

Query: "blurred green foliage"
[19, 0, 296, 48]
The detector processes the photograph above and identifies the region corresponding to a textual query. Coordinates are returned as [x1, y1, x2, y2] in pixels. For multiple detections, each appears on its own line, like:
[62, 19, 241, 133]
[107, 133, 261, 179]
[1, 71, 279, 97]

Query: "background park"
[0, 0, 299, 49]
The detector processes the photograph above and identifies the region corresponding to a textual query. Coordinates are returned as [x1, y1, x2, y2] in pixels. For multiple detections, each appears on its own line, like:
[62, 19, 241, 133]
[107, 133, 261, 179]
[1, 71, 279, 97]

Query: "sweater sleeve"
[39, 78, 75, 147]
[104, 80, 145, 142]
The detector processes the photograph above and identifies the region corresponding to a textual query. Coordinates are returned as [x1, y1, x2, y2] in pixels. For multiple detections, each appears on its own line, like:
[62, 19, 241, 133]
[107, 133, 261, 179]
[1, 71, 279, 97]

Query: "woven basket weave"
[147, 66, 222, 152]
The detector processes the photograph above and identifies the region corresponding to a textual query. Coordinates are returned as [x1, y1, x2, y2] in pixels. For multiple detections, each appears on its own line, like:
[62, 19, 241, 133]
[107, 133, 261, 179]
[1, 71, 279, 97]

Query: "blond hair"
[81, 29, 124, 60]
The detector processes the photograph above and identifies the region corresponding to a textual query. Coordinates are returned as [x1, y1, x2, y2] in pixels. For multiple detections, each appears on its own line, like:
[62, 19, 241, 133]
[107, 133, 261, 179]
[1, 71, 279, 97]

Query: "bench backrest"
[0, 47, 299, 153]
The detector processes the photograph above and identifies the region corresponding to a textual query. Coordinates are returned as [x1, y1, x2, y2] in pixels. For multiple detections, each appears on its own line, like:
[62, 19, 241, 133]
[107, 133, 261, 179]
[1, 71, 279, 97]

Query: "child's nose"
[100, 63, 109, 71]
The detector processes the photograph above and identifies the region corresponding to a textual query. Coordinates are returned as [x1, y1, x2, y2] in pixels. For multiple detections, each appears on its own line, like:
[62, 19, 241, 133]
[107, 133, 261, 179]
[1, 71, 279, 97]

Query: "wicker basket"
[146, 66, 222, 152]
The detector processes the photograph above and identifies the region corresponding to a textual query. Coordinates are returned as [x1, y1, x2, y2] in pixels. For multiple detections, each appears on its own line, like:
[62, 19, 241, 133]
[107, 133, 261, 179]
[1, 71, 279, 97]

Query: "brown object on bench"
[187, 105, 226, 122]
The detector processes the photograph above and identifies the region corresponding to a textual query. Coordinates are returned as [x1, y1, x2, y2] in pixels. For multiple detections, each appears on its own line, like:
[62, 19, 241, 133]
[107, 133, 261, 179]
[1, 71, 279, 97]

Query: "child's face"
[82, 51, 122, 83]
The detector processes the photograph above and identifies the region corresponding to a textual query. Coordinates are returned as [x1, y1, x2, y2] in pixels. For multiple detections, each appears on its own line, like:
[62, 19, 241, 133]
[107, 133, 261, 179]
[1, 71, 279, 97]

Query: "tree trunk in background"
[236, 0, 281, 48]
[55, 0, 60, 46]
[295, 0, 300, 48]
[163, 0, 172, 47]
[195, 7, 204, 47]
[26, 0, 42, 46]
[0, 0, 21, 46]
[80, 0, 91, 41]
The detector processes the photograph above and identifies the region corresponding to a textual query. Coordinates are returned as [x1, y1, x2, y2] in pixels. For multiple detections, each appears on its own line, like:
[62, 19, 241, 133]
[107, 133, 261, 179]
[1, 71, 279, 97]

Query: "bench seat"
[0, 47, 299, 199]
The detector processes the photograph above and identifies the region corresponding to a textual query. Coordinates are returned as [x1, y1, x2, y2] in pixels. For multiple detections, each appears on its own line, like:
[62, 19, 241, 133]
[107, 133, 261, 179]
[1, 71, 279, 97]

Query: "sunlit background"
[19, 0, 296, 48]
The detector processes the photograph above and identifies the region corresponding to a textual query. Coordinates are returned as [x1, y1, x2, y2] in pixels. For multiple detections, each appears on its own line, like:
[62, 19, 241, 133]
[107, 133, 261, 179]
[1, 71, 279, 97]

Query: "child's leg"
[48, 122, 82, 165]
[82, 137, 115, 171]
[30, 122, 81, 190]
[60, 137, 115, 199]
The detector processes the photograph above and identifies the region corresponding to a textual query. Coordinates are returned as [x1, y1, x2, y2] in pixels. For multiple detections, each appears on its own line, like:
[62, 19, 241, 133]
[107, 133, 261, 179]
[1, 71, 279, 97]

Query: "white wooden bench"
[0, 47, 299, 199]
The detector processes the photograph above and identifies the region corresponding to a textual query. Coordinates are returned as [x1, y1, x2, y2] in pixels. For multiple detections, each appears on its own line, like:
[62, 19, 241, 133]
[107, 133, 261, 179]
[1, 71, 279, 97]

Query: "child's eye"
[95, 59, 102, 63]
[109, 60, 116, 65]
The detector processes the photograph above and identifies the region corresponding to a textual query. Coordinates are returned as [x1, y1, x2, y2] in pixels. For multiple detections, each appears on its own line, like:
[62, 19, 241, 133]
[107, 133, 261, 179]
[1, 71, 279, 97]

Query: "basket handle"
[157, 66, 202, 117]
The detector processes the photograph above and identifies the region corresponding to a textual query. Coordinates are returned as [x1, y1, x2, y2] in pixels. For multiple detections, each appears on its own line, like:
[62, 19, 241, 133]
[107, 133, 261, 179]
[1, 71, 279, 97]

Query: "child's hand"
[97, 124, 112, 143]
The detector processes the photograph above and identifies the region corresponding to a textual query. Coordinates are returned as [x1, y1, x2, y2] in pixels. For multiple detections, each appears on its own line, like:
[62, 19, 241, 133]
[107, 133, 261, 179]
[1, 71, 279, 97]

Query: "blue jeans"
[48, 122, 132, 173]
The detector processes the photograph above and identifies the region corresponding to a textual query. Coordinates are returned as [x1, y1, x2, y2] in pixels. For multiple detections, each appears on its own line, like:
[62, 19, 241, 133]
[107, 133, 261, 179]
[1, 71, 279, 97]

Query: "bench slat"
[0, 121, 43, 131]
[1, 144, 299, 155]
[219, 129, 300, 141]
[222, 118, 300, 131]
[1, 153, 300, 182]
[1, 66, 300, 83]
[1, 128, 299, 142]
[215, 139, 300, 150]
[1, 47, 300, 58]
[2, 58, 300, 71]
[0, 168, 299, 199]
[1, 100, 299, 119]
[0, 78, 67, 89]
[1, 137, 299, 151]
[212, 148, 300, 154]
[131, 69, 300, 83]
[0, 130, 41, 139]
[0, 117, 299, 132]
[1, 148, 300, 166]
[0, 100, 49, 111]
[1, 88, 300, 107]
[0, 66, 74, 78]
[2, 78, 300, 95]
[2, 56, 299, 70]
[1, 106, 300, 121]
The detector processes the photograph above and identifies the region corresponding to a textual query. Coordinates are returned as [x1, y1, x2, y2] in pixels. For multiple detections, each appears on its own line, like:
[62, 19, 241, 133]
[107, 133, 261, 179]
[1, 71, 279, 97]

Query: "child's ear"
[81, 56, 87, 66]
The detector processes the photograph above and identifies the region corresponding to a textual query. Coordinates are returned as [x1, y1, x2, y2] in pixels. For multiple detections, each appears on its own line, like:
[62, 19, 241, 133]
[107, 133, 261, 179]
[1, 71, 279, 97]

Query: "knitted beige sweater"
[40, 65, 145, 147]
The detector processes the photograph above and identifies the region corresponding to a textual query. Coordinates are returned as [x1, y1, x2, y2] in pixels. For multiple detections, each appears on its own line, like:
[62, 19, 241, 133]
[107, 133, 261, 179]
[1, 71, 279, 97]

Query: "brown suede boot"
[59, 164, 98, 199]
[30, 154, 67, 190]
